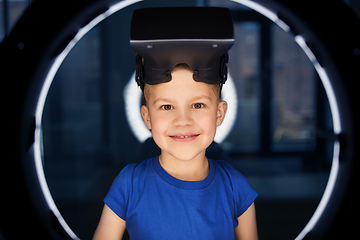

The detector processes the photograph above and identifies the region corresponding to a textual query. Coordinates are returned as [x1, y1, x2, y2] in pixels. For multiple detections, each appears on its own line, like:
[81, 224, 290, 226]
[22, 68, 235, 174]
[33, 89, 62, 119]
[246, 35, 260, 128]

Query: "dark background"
[1, 0, 359, 239]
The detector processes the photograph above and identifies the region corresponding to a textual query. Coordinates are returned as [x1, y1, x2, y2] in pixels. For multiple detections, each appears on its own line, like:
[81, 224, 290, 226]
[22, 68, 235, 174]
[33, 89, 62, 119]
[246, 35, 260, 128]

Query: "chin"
[165, 149, 206, 162]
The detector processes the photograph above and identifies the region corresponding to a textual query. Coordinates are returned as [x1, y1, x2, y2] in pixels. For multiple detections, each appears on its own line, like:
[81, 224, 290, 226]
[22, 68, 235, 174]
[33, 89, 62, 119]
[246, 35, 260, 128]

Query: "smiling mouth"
[169, 134, 200, 141]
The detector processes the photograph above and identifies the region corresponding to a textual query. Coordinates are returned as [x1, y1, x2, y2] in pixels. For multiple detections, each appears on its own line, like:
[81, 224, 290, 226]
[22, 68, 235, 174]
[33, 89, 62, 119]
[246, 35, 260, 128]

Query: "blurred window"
[271, 24, 317, 152]
[0, 0, 30, 41]
[224, 21, 261, 152]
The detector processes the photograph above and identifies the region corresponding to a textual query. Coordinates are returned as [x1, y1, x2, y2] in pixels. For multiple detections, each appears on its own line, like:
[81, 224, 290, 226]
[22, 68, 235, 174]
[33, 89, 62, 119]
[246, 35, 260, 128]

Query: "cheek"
[149, 115, 172, 150]
[149, 113, 169, 136]
[196, 112, 217, 134]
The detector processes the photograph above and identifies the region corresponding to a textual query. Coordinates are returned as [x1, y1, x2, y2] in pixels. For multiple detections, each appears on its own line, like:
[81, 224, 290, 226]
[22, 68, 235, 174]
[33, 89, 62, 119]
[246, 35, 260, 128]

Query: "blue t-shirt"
[104, 157, 257, 240]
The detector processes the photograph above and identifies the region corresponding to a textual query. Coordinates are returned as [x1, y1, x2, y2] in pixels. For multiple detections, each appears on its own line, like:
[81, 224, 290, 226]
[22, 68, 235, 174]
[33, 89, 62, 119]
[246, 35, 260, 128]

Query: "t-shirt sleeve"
[104, 164, 136, 221]
[233, 171, 258, 218]
[219, 161, 258, 218]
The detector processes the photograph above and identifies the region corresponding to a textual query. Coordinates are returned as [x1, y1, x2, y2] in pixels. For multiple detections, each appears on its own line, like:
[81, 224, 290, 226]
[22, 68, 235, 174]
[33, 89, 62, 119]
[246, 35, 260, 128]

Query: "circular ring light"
[1, 0, 359, 239]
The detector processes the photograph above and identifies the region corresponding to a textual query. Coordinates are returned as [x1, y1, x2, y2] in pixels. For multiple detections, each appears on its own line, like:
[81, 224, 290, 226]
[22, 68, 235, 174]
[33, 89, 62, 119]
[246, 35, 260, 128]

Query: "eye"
[192, 103, 205, 109]
[161, 105, 173, 110]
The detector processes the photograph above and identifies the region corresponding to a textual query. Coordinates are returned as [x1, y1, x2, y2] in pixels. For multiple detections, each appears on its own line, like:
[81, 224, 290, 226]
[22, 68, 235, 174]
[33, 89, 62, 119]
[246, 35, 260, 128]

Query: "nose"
[172, 109, 194, 127]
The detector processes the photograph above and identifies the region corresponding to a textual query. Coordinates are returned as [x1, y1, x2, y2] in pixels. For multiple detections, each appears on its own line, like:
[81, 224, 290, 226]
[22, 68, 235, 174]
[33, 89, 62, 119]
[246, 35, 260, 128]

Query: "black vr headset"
[130, 7, 234, 89]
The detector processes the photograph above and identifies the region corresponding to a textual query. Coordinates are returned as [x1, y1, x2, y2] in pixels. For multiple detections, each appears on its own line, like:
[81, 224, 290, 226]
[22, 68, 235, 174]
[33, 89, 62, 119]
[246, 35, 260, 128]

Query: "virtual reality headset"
[130, 7, 234, 89]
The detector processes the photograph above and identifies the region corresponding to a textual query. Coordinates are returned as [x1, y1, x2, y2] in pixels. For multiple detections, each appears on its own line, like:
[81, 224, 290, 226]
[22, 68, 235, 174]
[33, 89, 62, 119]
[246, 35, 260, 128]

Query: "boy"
[93, 7, 258, 240]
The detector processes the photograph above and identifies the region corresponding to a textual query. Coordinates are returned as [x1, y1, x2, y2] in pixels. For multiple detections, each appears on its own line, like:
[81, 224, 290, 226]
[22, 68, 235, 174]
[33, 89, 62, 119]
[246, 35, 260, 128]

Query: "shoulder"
[104, 158, 155, 219]
[212, 159, 248, 183]
[112, 158, 154, 186]
[106, 157, 155, 199]
[211, 159, 258, 217]
[211, 159, 252, 192]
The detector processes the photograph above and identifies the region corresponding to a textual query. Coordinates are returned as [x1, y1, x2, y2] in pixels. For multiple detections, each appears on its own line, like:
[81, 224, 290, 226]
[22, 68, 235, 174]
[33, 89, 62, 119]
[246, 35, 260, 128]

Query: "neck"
[159, 151, 209, 181]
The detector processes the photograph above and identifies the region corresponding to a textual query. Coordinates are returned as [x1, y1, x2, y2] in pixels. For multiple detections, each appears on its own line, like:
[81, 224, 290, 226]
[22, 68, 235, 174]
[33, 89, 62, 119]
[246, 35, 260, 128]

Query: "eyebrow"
[190, 95, 213, 102]
[153, 98, 173, 105]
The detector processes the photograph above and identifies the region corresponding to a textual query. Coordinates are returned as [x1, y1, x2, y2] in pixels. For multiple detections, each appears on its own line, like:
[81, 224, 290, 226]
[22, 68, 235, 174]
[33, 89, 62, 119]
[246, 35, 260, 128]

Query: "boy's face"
[141, 67, 227, 162]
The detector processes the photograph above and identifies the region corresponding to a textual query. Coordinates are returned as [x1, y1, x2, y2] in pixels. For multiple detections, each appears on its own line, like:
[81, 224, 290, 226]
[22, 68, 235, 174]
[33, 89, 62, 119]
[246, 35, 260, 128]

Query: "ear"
[216, 101, 228, 127]
[141, 105, 152, 130]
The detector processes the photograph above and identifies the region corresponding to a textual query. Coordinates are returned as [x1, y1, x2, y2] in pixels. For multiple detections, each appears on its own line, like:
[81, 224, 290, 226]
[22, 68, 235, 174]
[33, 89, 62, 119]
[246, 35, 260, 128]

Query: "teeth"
[172, 134, 199, 139]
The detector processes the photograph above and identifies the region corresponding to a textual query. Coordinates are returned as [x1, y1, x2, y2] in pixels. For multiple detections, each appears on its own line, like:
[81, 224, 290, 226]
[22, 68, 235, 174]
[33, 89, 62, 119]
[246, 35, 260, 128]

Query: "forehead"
[147, 68, 217, 102]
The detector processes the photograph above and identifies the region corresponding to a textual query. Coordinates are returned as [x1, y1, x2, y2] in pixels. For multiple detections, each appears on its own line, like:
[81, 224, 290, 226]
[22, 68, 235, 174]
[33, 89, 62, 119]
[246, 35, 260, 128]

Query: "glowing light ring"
[294, 36, 341, 240]
[34, 0, 143, 239]
[231, 1, 342, 238]
[231, 0, 290, 32]
[215, 73, 238, 143]
[123, 72, 152, 143]
[31, 0, 345, 239]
